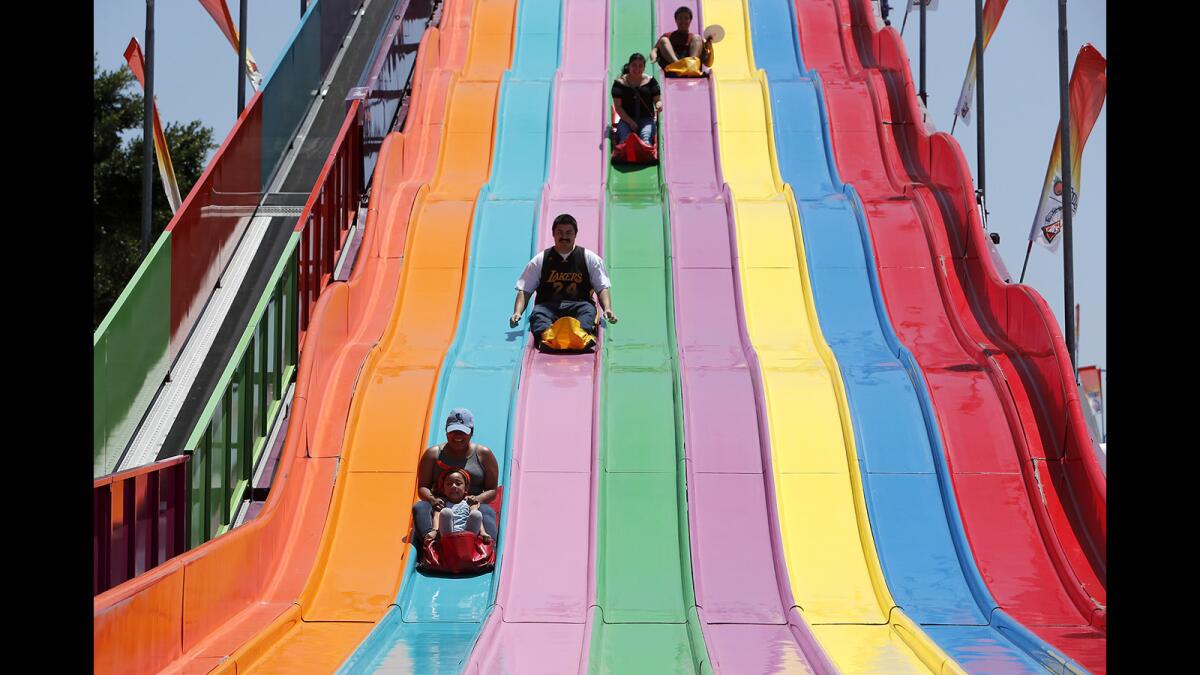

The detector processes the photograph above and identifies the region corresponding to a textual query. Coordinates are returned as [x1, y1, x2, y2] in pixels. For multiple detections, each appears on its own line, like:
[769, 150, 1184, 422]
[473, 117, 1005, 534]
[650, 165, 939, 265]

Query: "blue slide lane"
[746, 0, 1087, 672]
[338, 0, 563, 671]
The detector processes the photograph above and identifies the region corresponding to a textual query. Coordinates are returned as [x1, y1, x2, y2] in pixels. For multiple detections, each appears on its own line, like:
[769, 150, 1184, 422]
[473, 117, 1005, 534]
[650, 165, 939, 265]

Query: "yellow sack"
[664, 56, 704, 78]
[540, 316, 596, 351]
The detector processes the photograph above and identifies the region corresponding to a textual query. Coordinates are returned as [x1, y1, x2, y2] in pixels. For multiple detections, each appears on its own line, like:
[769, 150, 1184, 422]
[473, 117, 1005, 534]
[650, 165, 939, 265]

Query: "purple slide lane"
[463, 1, 610, 671]
[658, 1, 834, 672]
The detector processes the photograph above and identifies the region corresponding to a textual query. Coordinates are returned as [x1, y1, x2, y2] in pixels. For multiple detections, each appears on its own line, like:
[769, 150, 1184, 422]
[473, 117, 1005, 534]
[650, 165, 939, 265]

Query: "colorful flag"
[952, 0, 1008, 127]
[1078, 365, 1103, 419]
[197, 0, 263, 90]
[1028, 44, 1107, 251]
[124, 38, 183, 214]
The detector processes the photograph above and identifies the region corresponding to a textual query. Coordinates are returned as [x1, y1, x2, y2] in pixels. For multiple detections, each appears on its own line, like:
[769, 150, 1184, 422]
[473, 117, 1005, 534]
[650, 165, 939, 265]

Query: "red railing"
[93, 455, 189, 595]
[165, 93, 264, 364]
[298, 99, 365, 344]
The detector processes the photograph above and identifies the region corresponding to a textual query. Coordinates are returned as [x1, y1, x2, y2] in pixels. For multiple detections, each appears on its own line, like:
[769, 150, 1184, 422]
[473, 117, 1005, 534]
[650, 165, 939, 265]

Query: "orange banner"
[1028, 44, 1107, 251]
[197, 0, 263, 90]
[953, 0, 1008, 126]
[124, 38, 183, 213]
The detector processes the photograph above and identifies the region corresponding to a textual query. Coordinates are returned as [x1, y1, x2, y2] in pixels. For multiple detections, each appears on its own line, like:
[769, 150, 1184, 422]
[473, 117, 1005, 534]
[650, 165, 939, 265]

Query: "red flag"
[197, 0, 263, 90]
[124, 38, 183, 213]
[1028, 44, 1107, 251]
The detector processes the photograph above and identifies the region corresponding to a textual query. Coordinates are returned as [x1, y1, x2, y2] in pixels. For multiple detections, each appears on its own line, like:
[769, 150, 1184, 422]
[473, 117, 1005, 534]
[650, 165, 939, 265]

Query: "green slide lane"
[589, 0, 710, 672]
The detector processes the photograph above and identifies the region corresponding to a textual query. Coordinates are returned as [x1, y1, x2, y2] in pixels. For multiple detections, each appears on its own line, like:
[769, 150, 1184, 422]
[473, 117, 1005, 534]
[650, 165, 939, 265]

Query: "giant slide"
[94, 0, 1109, 671]
[336, 0, 562, 669]
[791, 0, 1106, 670]
[92, 3, 468, 670]
[746, 0, 1089, 670]
[697, 0, 964, 670]
[464, 0, 609, 670]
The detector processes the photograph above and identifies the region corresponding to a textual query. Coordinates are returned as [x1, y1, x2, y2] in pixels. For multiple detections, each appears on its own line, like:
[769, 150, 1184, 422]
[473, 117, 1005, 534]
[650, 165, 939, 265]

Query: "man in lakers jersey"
[510, 213, 618, 350]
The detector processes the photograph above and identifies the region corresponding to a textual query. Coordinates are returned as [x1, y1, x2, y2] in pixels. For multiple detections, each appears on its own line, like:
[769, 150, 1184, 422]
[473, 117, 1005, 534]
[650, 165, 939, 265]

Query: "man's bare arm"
[598, 288, 618, 323]
[510, 290, 531, 328]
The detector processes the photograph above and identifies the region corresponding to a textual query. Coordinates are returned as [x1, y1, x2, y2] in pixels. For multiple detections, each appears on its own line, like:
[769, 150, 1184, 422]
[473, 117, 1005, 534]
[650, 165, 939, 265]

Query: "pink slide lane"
[658, 1, 834, 672]
[463, 1, 610, 672]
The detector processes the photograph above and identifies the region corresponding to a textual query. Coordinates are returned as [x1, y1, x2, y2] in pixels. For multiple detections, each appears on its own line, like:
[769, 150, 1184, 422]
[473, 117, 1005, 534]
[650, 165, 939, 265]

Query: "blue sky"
[93, 0, 298, 150]
[93, 0, 1107, 419]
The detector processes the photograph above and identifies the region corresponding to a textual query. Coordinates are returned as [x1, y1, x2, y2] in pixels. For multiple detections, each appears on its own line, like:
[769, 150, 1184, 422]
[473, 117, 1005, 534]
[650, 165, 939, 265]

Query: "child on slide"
[427, 469, 493, 545]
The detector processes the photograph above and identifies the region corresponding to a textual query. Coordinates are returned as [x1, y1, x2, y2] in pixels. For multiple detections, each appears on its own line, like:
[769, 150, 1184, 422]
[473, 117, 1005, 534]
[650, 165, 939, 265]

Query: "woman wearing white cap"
[412, 408, 501, 544]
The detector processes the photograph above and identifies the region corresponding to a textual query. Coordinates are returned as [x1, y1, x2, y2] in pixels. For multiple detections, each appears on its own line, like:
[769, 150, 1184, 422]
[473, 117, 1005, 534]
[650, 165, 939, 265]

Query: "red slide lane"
[791, 0, 1105, 670]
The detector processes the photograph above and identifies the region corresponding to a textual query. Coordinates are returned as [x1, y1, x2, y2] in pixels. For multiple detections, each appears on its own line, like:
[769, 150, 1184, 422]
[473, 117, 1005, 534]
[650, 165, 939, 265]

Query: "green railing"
[181, 237, 300, 547]
[94, 235, 172, 477]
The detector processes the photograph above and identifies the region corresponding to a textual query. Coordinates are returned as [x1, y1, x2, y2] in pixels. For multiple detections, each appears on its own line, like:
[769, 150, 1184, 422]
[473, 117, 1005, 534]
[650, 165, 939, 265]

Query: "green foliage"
[93, 53, 215, 329]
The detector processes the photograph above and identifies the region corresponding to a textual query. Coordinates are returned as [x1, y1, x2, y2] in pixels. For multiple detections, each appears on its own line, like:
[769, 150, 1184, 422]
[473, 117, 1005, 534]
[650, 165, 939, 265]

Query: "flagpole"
[1018, 240, 1033, 283]
[142, 0, 155, 258]
[1058, 0, 1076, 375]
[238, 0, 248, 115]
[974, 0, 987, 221]
[919, 0, 927, 107]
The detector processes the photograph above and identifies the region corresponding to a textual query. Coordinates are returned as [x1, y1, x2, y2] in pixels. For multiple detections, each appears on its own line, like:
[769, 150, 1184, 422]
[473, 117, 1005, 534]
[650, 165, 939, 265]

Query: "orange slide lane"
[212, 0, 517, 672]
[92, 2, 475, 673]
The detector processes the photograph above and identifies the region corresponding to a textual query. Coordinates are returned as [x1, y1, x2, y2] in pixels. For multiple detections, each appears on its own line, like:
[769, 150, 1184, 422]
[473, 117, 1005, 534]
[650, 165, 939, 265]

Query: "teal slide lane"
[337, 0, 563, 671]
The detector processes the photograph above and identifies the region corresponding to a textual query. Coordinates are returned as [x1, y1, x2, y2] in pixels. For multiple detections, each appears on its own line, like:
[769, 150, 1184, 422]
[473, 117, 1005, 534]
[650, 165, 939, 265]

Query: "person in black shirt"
[510, 213, 618, 342]
[611, 53, 661, 145]
[651, 6, 708, 70]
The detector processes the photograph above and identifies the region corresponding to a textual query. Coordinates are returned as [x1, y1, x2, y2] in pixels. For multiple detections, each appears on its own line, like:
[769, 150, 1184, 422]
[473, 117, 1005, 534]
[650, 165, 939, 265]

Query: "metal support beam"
[238, 0, 248, 115]
[974, 0, 986, 207]
[1058, 0, 1076, 374]
[919, 0, 927, 106]
[141, 0, 155, 257]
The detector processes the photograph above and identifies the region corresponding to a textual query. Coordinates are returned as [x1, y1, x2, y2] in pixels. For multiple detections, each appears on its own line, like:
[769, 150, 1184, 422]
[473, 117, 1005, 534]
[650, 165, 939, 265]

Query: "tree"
[94, 54, 215, 329]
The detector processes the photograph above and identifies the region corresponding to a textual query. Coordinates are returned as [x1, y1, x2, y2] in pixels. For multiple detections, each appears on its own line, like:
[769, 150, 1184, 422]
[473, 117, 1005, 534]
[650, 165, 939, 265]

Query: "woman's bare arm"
[467, 446, 500, 505]
[416, 447, 443, 508]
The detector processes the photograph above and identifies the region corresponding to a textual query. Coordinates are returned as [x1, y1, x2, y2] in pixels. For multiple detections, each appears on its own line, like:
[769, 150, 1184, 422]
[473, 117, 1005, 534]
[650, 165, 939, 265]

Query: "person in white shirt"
[509, 213, 618, 346]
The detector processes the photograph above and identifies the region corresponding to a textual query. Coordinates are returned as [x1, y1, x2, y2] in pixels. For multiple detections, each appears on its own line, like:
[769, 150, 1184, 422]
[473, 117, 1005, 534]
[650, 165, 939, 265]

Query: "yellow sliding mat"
[212, 0, 517, 671]
[699, 0, 964, 671]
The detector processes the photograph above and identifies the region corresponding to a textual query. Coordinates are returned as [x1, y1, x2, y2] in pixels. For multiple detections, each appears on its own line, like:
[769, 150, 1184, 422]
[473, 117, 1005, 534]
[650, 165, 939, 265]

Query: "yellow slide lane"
[700, 0, 965, 672]
[213, 0, 517, 671]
